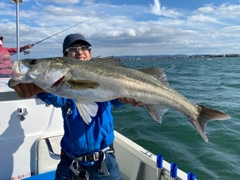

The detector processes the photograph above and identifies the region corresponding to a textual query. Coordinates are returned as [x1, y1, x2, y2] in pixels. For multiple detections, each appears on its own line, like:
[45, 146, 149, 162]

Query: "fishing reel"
[24, 50, 30, 55]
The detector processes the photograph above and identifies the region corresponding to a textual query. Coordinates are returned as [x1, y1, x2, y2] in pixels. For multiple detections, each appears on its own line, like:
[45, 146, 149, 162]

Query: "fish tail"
[191, 104, 230, 143]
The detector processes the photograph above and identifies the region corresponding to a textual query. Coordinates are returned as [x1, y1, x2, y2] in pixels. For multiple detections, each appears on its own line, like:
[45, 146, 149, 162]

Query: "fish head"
[12, 59, 33, 81]
[11, 58, 71, 90]
[9, 59, 41, 87]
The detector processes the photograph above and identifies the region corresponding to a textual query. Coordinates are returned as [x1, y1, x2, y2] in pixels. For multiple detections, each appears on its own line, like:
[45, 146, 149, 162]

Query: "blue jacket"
[37, 93, 122, 157]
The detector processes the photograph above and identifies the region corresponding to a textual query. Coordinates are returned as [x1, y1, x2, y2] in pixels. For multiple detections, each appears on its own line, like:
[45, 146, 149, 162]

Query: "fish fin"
[137, 68, 169, 86]
[191, 104, 231, 143]
[145, 105, 169, 123]
[62, 56, 123, 66]
[90, 56, 123, 66]
[90, 55, 101, 60]
[67, 79, 100, 90]
[75, 100, 98, 124]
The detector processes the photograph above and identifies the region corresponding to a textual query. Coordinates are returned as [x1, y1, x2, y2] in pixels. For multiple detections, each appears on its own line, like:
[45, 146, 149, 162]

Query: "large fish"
[8, 57, 230, 142]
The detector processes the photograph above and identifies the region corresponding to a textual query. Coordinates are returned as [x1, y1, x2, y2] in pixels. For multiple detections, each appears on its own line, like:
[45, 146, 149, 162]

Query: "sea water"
[113, 57, 240, 180]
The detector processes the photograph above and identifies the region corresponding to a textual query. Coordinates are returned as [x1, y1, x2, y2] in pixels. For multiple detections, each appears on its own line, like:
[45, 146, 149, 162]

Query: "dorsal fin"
[90, 56, 123, 66]
[137, 68, 169, 86]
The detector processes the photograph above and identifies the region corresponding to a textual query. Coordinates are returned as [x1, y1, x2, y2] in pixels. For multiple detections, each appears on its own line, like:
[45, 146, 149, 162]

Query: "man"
[0, 36, 32, 77]
[13, 33, 141, 180]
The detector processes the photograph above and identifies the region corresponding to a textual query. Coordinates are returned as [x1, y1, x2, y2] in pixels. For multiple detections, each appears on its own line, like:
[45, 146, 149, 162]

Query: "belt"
[70, 146, 114, 177]
[78, 152, 101, 162]
[65, 144, 115, 163]
[76, 146, 112, 162]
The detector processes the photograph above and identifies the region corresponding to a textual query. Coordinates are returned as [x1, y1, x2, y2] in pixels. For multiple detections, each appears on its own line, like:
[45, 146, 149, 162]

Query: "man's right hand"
[13, 83, 45, 98]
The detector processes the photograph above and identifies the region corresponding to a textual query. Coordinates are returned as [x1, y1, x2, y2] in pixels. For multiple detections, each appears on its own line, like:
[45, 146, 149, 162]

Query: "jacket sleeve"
[6, 46, 28, 55]
[110, 99, 123, 108]
[5, 48, 17, 55]
[37, 93, 67, 107]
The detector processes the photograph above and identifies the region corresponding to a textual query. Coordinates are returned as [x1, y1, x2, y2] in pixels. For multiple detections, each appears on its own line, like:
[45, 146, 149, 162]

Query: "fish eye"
[30, 59, 37, 65]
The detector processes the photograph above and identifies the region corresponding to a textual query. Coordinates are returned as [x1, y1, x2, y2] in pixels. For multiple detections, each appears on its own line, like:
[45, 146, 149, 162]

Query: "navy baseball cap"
[0, 36, 3, 40]
[62, 33, 91, 53]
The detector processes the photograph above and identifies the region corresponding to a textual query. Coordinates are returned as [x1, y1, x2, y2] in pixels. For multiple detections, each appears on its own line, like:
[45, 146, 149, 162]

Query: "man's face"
[65, 43, 92, 60]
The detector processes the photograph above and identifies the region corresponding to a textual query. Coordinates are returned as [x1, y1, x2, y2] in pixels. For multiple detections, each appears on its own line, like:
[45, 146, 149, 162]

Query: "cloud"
[188, 14, 219, 24]
[44, 5, 80, 16]
[149, 0, 183, 18]
[43, 0, 80, 4]
[81, 0, 96, 6]
[195, 4, 215, 14]
[194, 3, 240, 19]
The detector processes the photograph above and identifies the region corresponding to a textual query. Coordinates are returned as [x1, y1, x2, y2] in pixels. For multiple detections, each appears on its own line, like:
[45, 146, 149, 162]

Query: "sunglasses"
[65, 45, 91, 53]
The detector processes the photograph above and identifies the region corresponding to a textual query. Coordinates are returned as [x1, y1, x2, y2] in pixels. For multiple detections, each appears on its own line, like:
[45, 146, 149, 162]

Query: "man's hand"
[13, 83, 45, 98]
[24, 44, 33, 49]
[118, 97, 143, 107]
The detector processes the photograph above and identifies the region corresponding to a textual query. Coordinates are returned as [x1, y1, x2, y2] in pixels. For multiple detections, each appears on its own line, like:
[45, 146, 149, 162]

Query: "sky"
[1, 0, 240, 59]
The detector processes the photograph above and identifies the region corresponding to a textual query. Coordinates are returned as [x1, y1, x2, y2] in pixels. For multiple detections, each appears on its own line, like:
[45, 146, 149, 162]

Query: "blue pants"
[55, 152, 122, 180]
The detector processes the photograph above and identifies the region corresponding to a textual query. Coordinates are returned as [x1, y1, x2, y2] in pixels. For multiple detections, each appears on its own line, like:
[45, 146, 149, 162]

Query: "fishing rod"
[24, 15, 98, 55]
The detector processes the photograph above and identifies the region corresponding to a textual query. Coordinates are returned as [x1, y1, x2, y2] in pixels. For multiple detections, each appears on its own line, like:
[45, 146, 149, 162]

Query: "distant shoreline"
[119, 54, 240, 60]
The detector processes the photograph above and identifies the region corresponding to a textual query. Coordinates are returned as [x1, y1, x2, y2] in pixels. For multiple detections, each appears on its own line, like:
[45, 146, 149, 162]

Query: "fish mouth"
[51, 76, 65, 89]
[12, 60, 28, 79]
